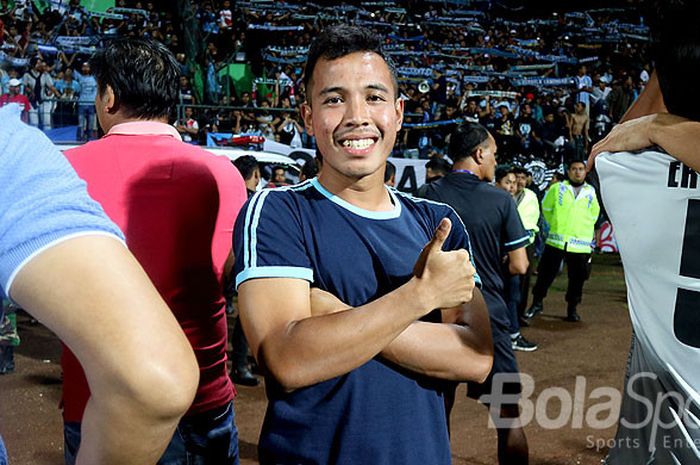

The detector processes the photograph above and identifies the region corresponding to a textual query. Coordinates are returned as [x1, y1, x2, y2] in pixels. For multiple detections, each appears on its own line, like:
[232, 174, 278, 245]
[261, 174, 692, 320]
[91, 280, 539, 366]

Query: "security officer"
[525, 160, 600, 322]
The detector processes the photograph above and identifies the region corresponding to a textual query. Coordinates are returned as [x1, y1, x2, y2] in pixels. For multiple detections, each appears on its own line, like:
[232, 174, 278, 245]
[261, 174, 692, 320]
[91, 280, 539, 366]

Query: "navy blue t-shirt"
[233, 178, 480, 465]
[419, 172, 529, 332]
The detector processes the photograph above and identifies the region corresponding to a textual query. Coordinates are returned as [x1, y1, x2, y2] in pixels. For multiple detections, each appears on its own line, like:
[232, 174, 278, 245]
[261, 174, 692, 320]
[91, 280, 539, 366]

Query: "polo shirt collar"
[107, 121, 182, 141]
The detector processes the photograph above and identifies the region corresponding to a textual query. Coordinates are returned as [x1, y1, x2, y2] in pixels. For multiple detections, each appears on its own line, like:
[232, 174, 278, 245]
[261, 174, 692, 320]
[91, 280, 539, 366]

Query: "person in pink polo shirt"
[61, 37, 248, 465]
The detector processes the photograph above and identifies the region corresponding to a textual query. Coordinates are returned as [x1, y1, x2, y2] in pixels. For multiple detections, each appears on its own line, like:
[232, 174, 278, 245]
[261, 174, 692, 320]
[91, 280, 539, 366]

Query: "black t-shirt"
[418, 172, 529, 330]
[515, 115, 539, 140]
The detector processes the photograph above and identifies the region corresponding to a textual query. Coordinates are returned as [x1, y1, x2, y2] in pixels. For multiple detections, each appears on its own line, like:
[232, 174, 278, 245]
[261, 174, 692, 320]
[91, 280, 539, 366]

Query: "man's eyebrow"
[319, 86, 344, 96]
[318, 83, 391, 95]
[367, 83, 390, 93]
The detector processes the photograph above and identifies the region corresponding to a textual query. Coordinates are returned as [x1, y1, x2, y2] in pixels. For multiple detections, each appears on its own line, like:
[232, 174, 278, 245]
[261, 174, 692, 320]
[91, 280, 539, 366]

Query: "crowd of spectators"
[0, 0, 650, 168]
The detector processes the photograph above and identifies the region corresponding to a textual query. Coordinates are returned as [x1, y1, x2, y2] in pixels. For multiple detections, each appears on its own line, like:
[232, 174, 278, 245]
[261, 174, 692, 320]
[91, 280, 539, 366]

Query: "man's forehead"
[310, 52, 394, 92]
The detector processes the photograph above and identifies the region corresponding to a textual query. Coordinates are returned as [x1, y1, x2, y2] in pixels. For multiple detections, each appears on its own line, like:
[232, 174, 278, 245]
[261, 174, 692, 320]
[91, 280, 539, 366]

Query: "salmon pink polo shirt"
[61, 120, 247, 421]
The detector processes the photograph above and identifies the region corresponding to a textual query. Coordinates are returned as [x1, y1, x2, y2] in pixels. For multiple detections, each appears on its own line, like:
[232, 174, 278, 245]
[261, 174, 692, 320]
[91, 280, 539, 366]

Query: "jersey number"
[675, 199, 700, 348]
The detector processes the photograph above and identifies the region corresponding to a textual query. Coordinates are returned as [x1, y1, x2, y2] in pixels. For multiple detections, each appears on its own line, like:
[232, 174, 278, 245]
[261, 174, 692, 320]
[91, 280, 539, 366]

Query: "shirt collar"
[107, 121, 182, 141]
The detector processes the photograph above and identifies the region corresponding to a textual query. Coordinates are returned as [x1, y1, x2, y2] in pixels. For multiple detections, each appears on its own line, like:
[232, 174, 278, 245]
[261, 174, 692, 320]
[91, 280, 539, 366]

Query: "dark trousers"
[65, 401, 240, 465]
[505, 274, 521, 335]
[517, 242, 537, 317]
[532, 245, 591, 305]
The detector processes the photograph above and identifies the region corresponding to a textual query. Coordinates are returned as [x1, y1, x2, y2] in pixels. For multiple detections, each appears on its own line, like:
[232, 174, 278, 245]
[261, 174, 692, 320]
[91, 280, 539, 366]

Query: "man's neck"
[318, 168, 394, 212]
[102, 116, 169, 134]
[452, 160, 483, 180]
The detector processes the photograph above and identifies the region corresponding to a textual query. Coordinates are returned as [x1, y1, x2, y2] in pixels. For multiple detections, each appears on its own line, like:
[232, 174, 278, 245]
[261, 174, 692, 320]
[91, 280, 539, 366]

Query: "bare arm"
[238, 218, 479, 390]
[586, 70, 700, 170]
[380, 289, 492, 382]
[309, 286, 492, 382]
[506, 246, 528, 275]
[10, 235, 199, 465]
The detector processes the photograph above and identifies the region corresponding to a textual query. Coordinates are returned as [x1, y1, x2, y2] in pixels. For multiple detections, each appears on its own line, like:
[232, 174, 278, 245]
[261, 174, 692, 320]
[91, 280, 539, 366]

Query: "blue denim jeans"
[0, 433, 7, 465]
[64, 401, 239, 465]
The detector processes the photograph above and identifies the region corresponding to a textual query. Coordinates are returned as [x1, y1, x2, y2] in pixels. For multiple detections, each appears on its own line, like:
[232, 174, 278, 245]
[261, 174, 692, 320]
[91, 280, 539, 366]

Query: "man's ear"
[99, 84, 117, 115]
[300, 101, 314, 136]
[394, 96, 404, 130]
[473, 147, 484, 165]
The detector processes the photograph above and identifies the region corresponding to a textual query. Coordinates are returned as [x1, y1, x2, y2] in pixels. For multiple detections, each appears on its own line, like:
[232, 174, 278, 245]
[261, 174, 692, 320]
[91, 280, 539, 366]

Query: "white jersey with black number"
[597, 149, 700, 393]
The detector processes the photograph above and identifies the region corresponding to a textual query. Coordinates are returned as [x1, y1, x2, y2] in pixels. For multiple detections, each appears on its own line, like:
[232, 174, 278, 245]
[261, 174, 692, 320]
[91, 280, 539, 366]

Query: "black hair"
[652, 3, 700, 121]
[448, 122, 491, 163]
[233, 155, 259, 181]
[91, 37, 180, 120]
[511, 166, 529, 176]
[425, 157, 452, 175]
[303, 24, 399, 104]
[495, 165, 514, 183]
[384, 160, 396, 183]
[567, 160, 586, 170]
[301, 158, 319, 180]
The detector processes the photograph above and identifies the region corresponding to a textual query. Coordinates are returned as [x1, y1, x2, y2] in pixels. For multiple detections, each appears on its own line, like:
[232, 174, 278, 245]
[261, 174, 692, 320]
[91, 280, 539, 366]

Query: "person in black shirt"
[514, 103, 542, 156]
[418, 122, 531, 465]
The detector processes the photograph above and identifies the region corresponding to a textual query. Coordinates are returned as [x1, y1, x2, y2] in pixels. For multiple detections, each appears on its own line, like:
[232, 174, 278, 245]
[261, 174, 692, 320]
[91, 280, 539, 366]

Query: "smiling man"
[233, 25, 493, 464]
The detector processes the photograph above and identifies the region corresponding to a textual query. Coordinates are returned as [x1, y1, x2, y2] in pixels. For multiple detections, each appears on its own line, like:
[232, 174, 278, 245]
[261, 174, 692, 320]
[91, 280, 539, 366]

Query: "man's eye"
[368, 95, 386, 102]
[324, 97, 342, 104]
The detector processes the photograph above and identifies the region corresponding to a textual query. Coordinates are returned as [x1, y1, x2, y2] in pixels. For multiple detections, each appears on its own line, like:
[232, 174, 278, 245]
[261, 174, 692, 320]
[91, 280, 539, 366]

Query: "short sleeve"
[0, 105, 124, 298]
[233, 189, 313, 289]
[501, 196, 530, 252]
[441, 207, 483, 288]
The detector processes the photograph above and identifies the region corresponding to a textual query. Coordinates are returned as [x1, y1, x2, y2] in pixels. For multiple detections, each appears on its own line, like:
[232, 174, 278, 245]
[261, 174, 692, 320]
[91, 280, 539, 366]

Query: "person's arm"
[541, 185, 555, 226]
[308, 284, 492, 382]
[589, 113, 700, 171]
[506, 246, 528, 275]
[10, 235, 198, 465]
[379, 289, 492, 382]
[588, 70, 678, 170]
[238, 218, 481, 390]
[478, 95, 491, 118]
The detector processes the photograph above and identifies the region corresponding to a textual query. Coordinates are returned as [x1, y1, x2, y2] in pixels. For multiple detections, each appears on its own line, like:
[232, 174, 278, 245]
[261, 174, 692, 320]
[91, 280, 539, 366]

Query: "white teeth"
[342, 138, 374, 149]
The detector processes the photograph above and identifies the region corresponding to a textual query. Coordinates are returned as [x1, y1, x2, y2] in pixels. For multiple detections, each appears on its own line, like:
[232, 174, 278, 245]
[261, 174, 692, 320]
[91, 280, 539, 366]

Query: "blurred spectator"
[425, 157, 451, 184]
[174, 106, 199, 143]
[495, 166, 517, 196]
[574, 65, 593, 116]
[300, 158, 319, 182]
[515, 103, 541, 155]
[178, 75, 195, 105]
[23, 56, 59, 130]
[267, 165, 288, 188]
[0, 78, 30, 121]
[218, 0, 232, 31]
[276, 110, 303, 147]
[75, 61, 98, 141]
[569, 102, 589, 161]
[384, 161, 396, 187]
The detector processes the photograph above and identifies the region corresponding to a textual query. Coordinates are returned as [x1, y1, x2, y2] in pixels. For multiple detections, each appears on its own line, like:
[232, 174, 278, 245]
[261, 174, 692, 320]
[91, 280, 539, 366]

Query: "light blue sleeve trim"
[504, 234, 531, 247]
[235, 266, 314, 290]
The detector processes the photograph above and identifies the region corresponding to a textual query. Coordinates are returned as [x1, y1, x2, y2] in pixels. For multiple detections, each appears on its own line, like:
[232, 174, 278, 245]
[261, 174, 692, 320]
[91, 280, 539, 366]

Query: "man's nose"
[344, 97, 370, 127]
